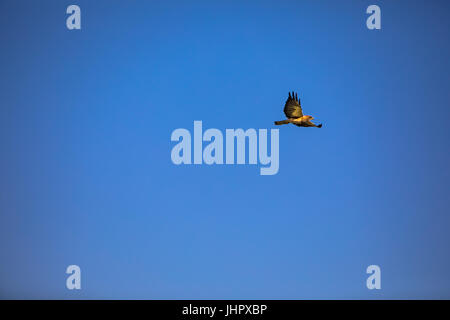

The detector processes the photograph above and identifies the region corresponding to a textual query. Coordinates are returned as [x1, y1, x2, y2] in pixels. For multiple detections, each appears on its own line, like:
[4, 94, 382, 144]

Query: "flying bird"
[274, 92, 322, 128]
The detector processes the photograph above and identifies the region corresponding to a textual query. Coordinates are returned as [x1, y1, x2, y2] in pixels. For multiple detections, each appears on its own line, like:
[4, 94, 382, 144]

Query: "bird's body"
[274, 92, 322, 128]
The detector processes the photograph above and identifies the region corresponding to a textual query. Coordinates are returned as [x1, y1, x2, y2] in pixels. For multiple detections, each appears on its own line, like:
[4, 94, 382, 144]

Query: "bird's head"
[305, 115, 314, 120]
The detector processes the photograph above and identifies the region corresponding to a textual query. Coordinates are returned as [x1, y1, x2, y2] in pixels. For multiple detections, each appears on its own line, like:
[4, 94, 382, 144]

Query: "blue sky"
[0, 0, 449, 299]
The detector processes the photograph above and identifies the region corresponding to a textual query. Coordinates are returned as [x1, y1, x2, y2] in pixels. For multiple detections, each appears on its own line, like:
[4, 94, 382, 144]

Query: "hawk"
[274, 92, 322, 128]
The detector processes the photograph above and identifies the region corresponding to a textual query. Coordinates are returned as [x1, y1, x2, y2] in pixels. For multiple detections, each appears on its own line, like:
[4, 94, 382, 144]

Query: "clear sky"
[0, 0, 449, 299]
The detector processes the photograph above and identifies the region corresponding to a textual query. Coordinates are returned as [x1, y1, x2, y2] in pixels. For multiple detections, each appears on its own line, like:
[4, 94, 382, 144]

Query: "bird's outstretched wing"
[284, 91, 303, 119]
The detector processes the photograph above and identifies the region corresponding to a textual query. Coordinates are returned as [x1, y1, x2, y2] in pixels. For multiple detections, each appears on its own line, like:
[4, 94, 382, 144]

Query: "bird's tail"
[317, 124, 322, 128]
[274, 120, 290, 125]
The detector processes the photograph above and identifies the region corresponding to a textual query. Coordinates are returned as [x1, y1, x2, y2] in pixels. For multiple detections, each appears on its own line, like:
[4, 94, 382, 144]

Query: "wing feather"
[283, 91, 303, 118]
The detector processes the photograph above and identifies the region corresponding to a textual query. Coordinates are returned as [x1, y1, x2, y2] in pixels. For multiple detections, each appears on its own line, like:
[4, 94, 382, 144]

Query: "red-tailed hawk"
[274, 92, 322, 128]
